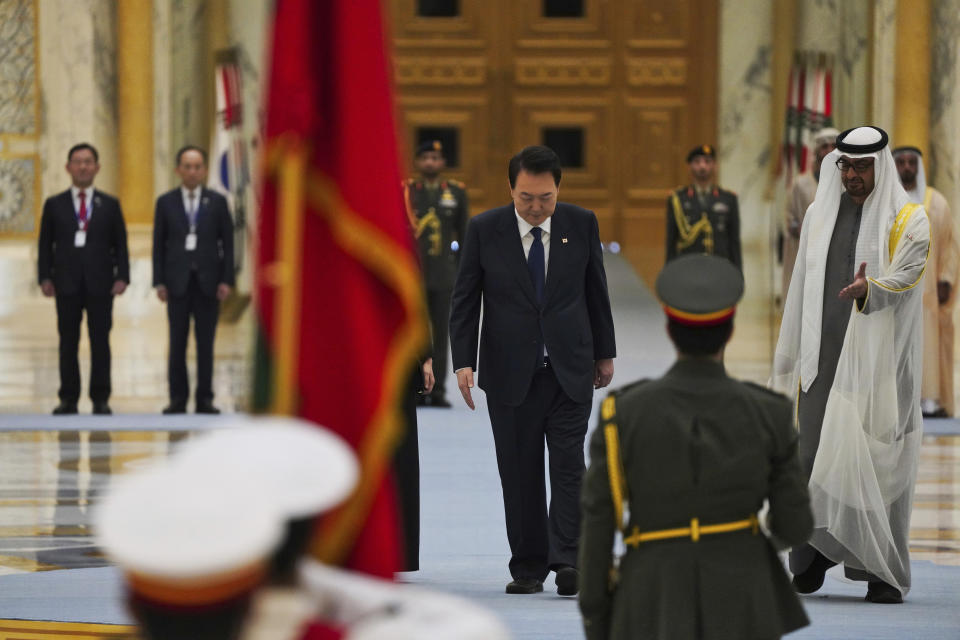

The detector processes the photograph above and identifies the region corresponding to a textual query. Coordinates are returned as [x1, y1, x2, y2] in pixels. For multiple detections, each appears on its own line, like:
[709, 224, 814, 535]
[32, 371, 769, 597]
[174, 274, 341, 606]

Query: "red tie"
[78, 190, 88, 228]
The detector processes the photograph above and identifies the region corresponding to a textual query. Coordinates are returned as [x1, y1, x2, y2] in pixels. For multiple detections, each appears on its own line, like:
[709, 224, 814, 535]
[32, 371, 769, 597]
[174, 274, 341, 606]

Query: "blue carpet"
[1, 256, 958, 638]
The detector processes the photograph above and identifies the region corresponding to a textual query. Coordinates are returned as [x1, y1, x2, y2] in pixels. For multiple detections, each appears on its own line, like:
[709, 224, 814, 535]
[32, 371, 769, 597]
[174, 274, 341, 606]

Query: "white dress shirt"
[181, 186, 201, 225]
[515, 208, 551, 277]
[71, 186, 93, 225]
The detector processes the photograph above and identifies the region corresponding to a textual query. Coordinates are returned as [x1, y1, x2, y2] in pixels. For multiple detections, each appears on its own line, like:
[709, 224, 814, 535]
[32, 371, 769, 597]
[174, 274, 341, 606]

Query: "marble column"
[871, 0, 897, 132]
[38, 0, 118, 204]
[0, 0, 40, 235]
[153, 0, 174, 195]
[718, 0, 774, 350]
[117, 0, 154, 226]
[930, 0, 960, 216]
[894, 0, 931, 150]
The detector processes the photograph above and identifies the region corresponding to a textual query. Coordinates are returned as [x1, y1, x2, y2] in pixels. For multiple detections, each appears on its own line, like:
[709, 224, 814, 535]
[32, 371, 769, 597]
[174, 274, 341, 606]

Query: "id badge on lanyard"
[186, 225, 197, 251]
[74, 217, 87, 247]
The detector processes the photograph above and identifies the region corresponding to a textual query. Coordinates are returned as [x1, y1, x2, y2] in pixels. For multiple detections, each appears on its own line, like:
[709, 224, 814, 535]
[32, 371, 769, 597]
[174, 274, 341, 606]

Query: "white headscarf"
[773, 126, 930, 594]
[892, 147, 926, 205]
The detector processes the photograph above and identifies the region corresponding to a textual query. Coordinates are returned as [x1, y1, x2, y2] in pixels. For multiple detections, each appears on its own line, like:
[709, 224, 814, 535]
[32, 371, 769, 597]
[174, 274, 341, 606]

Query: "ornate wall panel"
[0, 0, 39, 236]
[400, 94, 491, 203]
[390, 0, 718, 285]
[510, 0, 611, 49]
[625, 0, 691, 48]
[515, 58, 611, 86]
[396, 57, 487, 86]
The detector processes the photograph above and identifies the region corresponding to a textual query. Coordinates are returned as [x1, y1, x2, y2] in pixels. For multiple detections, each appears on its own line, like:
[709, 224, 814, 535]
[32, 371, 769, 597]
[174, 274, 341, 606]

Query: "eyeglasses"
[835, 158, 874, 175]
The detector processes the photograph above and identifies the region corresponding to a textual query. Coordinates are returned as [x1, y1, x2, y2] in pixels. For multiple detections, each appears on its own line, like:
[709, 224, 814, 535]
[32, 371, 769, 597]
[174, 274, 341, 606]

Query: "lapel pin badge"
[561, 237, 568, 244]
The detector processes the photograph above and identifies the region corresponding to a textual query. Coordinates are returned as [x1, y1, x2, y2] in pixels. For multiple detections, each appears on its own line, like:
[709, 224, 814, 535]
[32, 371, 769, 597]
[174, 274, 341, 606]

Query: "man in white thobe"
[893, 145, 959, 417]
[773, 126, 930, 604]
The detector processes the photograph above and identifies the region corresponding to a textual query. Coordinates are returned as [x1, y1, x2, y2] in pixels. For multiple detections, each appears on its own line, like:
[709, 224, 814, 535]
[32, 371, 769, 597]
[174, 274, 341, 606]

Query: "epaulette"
[719, 186, 737, 197]
[448, 179, 466, 189]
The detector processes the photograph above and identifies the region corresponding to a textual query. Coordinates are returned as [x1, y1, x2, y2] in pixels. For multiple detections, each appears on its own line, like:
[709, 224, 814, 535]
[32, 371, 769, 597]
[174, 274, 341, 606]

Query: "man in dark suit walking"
[152, 146, 234, 414]
[38, 143, 130, 415]
[449, 145, 616, 596]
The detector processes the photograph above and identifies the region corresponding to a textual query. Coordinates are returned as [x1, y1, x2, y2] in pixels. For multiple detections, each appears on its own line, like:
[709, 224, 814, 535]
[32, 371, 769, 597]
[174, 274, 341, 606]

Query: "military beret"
[686, 144, 716, 163]
[415, 139, 443, 157]
[656, 255, 744, 326]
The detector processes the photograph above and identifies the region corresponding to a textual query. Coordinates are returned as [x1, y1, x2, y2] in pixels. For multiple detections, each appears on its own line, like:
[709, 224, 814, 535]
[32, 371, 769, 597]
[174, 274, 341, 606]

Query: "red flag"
[253, 0, 428, 577]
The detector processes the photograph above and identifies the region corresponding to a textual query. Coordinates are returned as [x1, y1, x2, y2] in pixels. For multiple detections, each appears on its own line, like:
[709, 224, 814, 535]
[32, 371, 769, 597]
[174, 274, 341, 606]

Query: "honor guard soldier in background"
[404, 140, 469, 407]
[665, 145, 742, 269]
[578, 255, 812, 640]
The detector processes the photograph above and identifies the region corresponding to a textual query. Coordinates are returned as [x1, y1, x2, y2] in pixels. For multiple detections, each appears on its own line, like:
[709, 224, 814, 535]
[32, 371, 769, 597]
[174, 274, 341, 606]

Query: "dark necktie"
[528, 226, 545, 304]
[528, 226, 545, 363]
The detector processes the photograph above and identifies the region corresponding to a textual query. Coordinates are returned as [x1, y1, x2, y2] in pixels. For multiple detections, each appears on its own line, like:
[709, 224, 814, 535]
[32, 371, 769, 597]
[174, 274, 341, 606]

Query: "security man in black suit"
[152, 145, 234, 414]
[665, 145, 742, 269]
[38, 143, 130, 415]
[449, 145, 616, 596]
[404, 140, 469, 407]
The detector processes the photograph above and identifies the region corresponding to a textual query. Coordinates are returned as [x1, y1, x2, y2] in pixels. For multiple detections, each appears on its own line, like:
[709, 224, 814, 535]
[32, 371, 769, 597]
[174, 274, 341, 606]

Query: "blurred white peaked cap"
[175, 417, 359, 519]
[95, 464, 284, 603]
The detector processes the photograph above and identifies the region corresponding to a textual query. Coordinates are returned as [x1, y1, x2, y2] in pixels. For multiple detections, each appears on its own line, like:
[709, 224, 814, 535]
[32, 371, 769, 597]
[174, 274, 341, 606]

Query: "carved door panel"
[390, 0, 717, 287]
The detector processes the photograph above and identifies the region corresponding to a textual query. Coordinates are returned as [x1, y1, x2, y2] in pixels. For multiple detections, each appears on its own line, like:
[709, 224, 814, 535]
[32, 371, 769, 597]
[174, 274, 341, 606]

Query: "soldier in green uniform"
[578, 255, 812, 640]
[665, 145, 742, 269]
[404, 140, 469, 407]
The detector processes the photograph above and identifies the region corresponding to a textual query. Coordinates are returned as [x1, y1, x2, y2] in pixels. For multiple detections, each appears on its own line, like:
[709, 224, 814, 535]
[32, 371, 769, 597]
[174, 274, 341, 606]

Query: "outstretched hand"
[839, 262, 868, 300]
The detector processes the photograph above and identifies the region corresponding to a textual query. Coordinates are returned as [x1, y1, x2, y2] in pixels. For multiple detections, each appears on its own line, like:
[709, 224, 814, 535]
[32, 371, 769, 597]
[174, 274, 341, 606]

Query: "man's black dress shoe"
[505, 578, 543, 594]
[791, 552, 836, 594]
[52, 402, 78, 415]
[92, 402, 112, 415]
[865, 580, 903, 604]
[196, 403, 221, 414]
[162, 404, 186, 415]
[555, 566, 579, 596]
[429, 396, 452, 408]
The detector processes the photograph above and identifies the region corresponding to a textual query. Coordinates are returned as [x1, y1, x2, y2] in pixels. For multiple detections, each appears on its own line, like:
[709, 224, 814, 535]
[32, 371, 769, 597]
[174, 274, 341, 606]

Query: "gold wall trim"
[893, 0, 930, 151]
[0, 620, 138, 639]
[626, 58, 687, 87]
[515, 58, 611, 86]
[395, 57, 487, 86]
[116, 0, 154, 225]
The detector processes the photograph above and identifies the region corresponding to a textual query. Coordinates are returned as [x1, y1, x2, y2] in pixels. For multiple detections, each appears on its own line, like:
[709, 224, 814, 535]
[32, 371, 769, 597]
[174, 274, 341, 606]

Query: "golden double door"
[390, 0, 718, 286]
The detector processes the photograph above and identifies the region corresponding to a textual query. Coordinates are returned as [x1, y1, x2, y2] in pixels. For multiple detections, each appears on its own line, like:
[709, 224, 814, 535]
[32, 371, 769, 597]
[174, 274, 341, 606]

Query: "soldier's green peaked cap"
[656, 255, 744, 326]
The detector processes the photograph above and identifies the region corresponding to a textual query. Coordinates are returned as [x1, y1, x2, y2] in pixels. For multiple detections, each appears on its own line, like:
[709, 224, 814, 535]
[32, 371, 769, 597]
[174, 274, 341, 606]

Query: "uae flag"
[253, 0, 428, 577]
[780, 52, 833, 184]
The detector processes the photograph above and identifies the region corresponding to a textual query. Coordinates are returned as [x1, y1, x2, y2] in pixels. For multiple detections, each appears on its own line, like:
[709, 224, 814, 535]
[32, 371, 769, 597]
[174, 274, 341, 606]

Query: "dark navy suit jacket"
[152, 188, 234, 297]
[449, 202, 616, 406]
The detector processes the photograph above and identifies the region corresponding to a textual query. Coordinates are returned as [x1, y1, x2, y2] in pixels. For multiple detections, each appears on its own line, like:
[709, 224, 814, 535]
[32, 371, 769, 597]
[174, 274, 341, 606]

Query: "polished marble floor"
[0, 233, 958, 579]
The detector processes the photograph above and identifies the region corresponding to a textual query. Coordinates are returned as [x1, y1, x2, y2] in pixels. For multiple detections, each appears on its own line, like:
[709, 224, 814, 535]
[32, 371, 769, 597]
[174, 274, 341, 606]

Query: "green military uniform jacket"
[405, 178, 469, 291]
[578, 359, 812, 640]
[665, 185, 742, 269]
